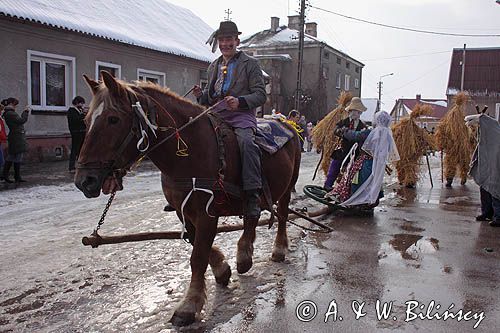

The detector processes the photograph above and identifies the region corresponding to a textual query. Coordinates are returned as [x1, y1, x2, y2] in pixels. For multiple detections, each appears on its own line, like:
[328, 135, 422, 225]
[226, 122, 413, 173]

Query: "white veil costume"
[341, 111, 399, 207]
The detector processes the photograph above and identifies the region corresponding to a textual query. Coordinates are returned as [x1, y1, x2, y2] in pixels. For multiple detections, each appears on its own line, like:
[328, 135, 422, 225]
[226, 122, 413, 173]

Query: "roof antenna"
[224, 8, 232, 21]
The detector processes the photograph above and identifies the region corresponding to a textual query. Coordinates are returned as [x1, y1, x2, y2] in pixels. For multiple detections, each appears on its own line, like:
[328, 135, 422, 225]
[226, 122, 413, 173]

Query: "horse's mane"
[134, 81, 205, 116]
[86, 79, 205, 121]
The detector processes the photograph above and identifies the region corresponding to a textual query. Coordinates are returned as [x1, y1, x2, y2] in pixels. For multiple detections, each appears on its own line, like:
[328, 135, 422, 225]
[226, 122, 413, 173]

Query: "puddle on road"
[441, 196, 473, 205]
[399, 223, 425, 233]
[378, 234, 439, 264]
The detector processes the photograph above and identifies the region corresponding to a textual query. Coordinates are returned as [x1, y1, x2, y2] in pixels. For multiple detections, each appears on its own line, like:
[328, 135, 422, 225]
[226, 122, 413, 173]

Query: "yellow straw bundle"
[435, 92, 471, 172]
[311, 91, 352, 175]
[391, 104, 436, 185]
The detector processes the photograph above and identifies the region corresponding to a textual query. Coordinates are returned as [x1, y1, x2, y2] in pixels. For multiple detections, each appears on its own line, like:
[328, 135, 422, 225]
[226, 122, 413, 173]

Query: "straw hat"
[345, 97, 367, 112]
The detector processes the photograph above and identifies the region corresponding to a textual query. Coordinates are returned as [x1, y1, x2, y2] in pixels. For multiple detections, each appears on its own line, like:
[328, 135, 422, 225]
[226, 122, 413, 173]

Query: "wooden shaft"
[288, 208, 334, 232]
[82, 208, 333, 248]
[83, 217, 272, 248]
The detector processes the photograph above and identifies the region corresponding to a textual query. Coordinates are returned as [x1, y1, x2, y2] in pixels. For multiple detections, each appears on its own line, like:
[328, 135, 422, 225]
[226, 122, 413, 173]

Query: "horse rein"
[77, 87, 225, 175]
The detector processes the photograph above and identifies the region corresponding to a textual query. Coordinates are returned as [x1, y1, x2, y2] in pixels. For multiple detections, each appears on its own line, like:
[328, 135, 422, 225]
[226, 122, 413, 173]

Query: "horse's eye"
[108, 116, 120, 125]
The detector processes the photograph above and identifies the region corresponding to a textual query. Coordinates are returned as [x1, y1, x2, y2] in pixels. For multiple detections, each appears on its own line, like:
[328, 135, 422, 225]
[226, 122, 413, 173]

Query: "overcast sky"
[167, 0, 500, 111]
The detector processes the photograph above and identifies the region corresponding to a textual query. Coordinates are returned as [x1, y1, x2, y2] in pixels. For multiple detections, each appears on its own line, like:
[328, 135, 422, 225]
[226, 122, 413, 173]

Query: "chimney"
[416, 94, 421, 101]
[271, 17, 280, 32]
[287, 15, 300, 30]
[305, 22, 317, 37]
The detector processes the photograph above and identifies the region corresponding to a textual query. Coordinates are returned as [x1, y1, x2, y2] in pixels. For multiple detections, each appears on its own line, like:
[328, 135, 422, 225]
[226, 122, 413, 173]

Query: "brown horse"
[75, 71, 301, 326]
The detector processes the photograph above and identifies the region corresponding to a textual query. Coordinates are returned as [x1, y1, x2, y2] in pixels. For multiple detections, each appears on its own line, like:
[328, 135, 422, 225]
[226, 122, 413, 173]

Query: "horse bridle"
[77, 86, 224, 176]
[76, 88, 160, 175]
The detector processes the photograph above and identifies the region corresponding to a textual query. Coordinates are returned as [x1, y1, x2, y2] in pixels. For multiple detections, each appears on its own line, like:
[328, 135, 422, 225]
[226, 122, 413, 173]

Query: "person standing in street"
[1, 98, 30, 183]
[67, 96, 87, 172]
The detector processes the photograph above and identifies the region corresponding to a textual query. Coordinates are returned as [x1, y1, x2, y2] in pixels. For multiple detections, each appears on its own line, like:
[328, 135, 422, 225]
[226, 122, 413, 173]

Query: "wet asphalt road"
[1, 154, 499, 332]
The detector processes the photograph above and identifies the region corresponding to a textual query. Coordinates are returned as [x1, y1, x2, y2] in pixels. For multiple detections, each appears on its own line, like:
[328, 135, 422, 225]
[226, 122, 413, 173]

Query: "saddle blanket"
[255, 118, 295, 154]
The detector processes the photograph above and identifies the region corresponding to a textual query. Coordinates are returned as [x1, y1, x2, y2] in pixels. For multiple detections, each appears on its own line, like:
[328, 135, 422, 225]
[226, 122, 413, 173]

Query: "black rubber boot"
[2, 161, 13, 183]
[244, 190, 261, 219]
[14, 163, 26, 183]
[445, 178, 453, 188]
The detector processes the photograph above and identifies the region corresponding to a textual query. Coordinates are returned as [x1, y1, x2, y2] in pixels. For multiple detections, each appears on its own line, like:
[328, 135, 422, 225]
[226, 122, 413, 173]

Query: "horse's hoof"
[170, 311, 196, 327]
[237, 259, 253, 274]
[215, 263, 231, 286]
[271, 251, 286, 262]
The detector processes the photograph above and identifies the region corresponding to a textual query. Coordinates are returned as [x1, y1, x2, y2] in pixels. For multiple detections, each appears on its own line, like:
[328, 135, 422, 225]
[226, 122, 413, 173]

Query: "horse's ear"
[101, 70, 123, 96]
[482, 105, 488, 114]
[475, 105, 480, 114]
[83, 74, 100, 95]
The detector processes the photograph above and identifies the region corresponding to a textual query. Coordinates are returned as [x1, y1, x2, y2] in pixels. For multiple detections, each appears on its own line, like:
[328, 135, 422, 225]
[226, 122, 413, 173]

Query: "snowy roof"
[241, 26, 323, 48]
[0, 0, 216, 63]
[253, 54, 292, 61]
[425, 100, 447, 107]
[240, 26, 363, 66]
[390, 97, 448, 120]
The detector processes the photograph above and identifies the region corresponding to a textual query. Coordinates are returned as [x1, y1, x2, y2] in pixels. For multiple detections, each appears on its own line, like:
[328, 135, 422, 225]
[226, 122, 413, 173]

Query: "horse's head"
[75, 71, 143, 198]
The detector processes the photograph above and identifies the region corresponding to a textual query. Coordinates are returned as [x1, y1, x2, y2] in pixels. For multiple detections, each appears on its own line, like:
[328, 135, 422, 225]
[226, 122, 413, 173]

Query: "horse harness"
[84, 86, 275, 238]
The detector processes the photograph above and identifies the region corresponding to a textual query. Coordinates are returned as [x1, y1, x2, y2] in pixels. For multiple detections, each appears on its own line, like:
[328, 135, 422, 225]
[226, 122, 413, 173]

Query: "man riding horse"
[192, 21, 266, 223]
[74, 20, 300, 326]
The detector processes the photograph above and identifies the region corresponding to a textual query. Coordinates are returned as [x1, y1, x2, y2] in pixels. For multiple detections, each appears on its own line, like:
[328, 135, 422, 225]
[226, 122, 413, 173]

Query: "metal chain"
[94, 191, 116, 233]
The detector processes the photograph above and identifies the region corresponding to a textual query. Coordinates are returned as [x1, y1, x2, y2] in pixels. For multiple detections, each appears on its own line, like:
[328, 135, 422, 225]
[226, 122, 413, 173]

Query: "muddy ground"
[1, 153, 499, 332]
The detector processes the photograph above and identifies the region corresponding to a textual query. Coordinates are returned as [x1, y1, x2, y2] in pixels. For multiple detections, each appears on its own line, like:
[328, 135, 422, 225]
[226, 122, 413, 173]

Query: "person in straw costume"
[435, 92, 472, 187]
[391, 103, 436, 188]
[311, 91, 351, 177]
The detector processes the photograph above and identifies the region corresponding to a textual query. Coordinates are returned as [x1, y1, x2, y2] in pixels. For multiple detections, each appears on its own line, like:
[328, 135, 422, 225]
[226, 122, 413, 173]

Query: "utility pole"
[377, 73, 393, 112]
[460, 43, 466, 91]
[295, 0, 306, 112]
[377, 81, 382, 112]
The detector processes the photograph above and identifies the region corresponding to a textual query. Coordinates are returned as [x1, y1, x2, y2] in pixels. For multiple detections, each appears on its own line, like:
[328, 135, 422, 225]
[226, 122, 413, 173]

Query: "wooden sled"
[303, 185, 378, 216]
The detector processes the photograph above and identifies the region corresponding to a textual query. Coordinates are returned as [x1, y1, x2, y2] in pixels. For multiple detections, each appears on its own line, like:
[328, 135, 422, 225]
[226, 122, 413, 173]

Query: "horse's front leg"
[180, 217, 231, 286]
[236, 217, 259, 274]
[272, 191, 290, 262]
[171, 216, 217, 326]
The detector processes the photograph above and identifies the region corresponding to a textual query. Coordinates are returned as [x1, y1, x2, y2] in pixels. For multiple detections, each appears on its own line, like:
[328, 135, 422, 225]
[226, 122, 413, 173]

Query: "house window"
[346, 62, 350, 69]
[336, 73, 341, 89]
[323, 51, 329, 59]
[337, 57, 341, 65]
[96, 61, 121, 80]
[354, 78, 359, 89]
[28, 50, 75, 111]
[355, 66, 360, 73]
[344, 74, 350, 91]
[137, 68, 166, 86]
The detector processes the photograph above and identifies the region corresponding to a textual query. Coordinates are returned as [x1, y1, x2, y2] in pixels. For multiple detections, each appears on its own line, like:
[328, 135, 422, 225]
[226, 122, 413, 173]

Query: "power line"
[385, 59, 450, 95]
[361, 50, 450, 62]
[309, 5, 500, 37]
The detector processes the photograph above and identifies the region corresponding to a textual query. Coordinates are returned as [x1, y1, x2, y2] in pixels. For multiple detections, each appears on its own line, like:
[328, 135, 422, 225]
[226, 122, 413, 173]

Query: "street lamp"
[377, 73, 394, 112]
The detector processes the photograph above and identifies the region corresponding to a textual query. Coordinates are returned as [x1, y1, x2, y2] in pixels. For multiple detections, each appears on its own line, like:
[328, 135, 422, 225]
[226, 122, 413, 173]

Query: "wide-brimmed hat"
[216, 21, 241, 37]
[345, 97, 367, 112]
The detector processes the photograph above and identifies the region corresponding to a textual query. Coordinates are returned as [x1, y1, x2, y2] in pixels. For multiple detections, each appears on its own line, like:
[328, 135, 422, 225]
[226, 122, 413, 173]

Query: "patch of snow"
[0, 0, 216, 62]
[424, 100, 447, 107]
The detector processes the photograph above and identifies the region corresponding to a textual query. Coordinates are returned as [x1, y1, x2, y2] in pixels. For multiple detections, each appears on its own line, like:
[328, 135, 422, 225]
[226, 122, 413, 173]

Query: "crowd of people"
[0, 95, 87, 184]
